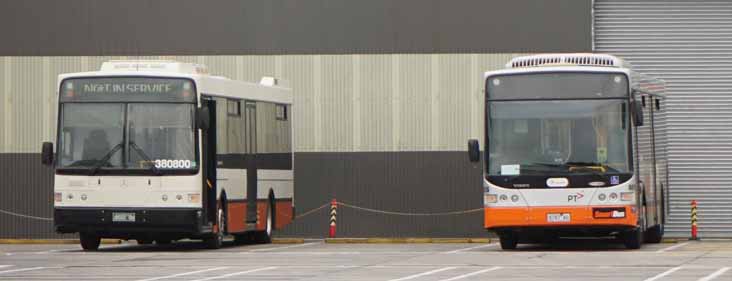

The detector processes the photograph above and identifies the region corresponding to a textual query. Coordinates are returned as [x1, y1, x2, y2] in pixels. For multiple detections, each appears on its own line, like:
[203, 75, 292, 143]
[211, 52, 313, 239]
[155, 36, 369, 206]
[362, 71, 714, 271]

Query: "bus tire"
[645, 224, 664, 244]
[254, 201, 273, 244]
[499, 232, 518, 250]
[80, 233, 101, 251]
[623, 228, 643, 249]
[205, 205, 226, 249]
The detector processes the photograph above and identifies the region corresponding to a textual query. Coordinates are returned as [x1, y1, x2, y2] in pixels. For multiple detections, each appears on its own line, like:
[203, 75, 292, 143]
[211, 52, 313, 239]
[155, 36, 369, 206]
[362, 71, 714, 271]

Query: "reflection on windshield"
[57, 103, 196, 172]
[488, 100, 629, 176]
[58, 104, 125, 168]
[127, 104, 196, 170]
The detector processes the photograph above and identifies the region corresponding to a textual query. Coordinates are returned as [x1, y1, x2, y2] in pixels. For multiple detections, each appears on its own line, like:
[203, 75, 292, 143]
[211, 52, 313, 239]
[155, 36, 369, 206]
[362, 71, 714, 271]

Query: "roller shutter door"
[595, 0, 732, 238]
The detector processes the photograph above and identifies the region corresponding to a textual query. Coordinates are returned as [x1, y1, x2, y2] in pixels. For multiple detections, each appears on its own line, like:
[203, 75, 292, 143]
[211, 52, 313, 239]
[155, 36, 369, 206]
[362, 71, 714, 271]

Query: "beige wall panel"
[320, 56, 353, 151]
[359, 55, 393, 151]
[397, 55, 432, 151]
[1, 57, 7, 152]
[436, 55, 473, 151]
[7, 58, 45, 152]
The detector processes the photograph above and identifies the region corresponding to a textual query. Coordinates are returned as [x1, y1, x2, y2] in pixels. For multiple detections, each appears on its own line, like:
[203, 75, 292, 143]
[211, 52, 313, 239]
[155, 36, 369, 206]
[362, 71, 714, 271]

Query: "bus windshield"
[487, 99, 631, 187]
[58, 103, 197, 173]
[56, 78, 197, 174]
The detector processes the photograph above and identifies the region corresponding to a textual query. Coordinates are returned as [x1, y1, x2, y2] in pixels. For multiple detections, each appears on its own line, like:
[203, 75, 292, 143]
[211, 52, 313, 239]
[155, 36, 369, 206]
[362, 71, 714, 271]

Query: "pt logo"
[568, 192, 584, 202]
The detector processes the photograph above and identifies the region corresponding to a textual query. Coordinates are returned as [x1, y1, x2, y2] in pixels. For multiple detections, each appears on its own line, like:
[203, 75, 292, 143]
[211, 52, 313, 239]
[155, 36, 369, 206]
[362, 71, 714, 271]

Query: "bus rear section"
[468, 54, 667, 250]
[43, 60, 294, 250]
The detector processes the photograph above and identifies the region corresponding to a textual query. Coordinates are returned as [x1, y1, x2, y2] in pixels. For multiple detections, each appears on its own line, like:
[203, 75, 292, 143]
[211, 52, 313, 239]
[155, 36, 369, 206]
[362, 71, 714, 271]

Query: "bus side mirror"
[631, 100, 644, 127]
[41, 142, 54, 166]
[197, 107, 210, 131]
[468, 139, 480, 163]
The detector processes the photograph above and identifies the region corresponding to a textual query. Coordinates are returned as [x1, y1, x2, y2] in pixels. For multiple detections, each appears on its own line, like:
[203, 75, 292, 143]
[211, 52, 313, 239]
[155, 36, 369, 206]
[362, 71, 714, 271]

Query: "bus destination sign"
[60, 77, 195, 103]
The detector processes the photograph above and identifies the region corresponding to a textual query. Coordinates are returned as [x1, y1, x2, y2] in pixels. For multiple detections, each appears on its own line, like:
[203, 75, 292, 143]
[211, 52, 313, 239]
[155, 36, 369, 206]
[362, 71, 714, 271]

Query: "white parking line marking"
[190, 266, 277, 281]
[136, 267, 229, 281]
[33, 248, 79, 254]
[388, 267, 457, 281]
[249, 242, 319, 252]
[240, 251, 437, 255]
[439, 266, 502, 281]
[698, 267, 731, 281]
[0, 267, 48, 275]
[655, 242, 690, 253]
[443, 243, 498, 254]
[644, 266, 683, 281]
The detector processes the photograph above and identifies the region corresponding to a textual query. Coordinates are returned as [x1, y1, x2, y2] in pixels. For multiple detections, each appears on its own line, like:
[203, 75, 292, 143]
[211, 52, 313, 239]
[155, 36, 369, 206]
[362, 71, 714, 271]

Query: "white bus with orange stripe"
[467, 54, 667, 249]
[42, 60, 294, 250]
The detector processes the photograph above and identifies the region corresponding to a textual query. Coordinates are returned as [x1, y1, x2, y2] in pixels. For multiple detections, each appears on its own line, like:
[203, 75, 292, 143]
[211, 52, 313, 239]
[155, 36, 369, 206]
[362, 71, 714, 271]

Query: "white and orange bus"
[42, 60, 294, 250]
[468, 54, 667, 249]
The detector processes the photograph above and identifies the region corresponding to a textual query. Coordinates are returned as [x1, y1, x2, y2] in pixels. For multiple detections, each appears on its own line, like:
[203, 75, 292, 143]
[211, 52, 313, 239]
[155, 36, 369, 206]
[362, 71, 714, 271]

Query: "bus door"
[202, 99, 218, 224]
[245, 101, 258, 225]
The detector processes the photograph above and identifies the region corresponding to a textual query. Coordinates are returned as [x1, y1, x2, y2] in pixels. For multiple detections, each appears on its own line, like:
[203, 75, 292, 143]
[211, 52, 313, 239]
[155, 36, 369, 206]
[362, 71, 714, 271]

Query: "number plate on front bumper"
[112, 212, 136, 222]
[547, 213, 571, 223]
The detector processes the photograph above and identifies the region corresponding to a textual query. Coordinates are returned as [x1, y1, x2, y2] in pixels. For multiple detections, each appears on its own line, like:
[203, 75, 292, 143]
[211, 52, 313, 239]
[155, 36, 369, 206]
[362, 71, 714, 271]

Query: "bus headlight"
[598, 193, 607, 201]
[621, 192, 634, 201]
[511, 195, 520, 202]
[162, 194, 168, 201]
[54, 192, 62, 202]
[609, 193, 618, 201]
[484, 194, 497, 204]
[188, 193, 201, 203]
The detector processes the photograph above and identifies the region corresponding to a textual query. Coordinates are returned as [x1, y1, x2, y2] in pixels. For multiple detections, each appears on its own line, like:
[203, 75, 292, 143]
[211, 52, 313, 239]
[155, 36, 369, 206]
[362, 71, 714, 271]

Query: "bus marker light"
[54, 192, 62, 202]
[620, 192, 633, 201]
[484, 194, 497, 204]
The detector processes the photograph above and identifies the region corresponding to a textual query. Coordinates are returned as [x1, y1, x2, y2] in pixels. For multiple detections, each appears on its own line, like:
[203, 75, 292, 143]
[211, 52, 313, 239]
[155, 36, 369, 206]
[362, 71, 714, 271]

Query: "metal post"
[329, 198, 337, 238]
[690, 200, 699, 240]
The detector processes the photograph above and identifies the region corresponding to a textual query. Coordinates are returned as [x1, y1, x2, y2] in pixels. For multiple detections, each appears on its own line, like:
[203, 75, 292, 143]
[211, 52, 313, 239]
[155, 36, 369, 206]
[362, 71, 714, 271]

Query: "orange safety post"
[690, 200, 699, 240]
[329, 198, 337, 238]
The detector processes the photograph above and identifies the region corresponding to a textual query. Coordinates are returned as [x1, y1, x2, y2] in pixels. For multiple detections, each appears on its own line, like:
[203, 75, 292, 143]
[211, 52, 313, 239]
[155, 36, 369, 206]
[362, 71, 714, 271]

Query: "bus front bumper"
[54, 207, 206, 237]
[484, 205, 638, 229]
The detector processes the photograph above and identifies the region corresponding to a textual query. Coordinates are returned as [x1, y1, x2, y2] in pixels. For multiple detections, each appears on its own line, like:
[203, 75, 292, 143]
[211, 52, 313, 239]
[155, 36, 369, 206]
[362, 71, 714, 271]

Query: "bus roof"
[57, 60, 292, 105]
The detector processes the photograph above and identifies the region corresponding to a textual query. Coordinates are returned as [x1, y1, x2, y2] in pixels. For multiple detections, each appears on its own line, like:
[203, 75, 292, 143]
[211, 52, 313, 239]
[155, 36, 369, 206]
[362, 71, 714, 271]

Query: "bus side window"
[641, 95, 646, 107]
[655, 99, 661, 110]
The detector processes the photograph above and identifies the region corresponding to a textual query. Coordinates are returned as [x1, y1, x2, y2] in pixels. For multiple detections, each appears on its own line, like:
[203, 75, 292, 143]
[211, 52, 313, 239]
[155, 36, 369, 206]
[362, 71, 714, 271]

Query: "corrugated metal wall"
[0, 54, 516, 238]
[595, 0, 732, 238]
[0, 54, 518, 153]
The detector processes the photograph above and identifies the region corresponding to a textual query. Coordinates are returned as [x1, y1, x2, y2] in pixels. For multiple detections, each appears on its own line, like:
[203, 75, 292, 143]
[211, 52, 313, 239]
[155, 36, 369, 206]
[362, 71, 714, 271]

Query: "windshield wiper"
[89, 142, 124, 176]
[566, 162, 620, 173]
[129, 141, 161, 175]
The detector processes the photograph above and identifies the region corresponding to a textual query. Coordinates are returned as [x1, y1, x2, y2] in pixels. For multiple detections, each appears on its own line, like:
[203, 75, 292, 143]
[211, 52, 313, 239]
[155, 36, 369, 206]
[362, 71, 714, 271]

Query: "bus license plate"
[547, 213, 570, 223]
[112, 212, 135, 222]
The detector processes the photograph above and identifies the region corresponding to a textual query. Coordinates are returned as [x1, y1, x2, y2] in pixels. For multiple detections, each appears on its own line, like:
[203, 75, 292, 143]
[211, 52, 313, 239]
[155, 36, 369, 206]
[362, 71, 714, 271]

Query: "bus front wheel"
[645, 224, 664, 244]
[498, 232, 518, 250]
[80, 233, 101, 251]
[623, 228, 643, 249]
